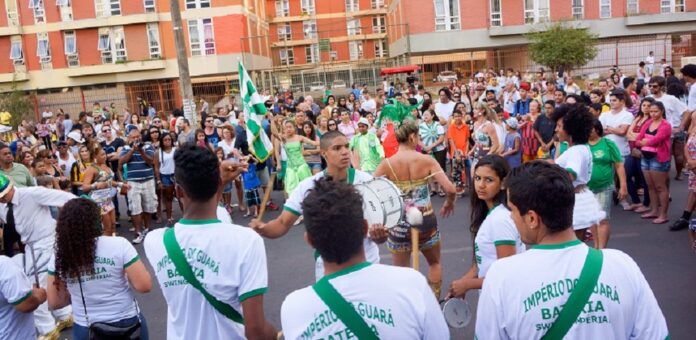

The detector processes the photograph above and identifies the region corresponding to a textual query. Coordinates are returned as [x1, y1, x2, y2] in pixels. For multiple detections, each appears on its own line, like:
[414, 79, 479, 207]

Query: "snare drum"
[355, 177, 404, 229]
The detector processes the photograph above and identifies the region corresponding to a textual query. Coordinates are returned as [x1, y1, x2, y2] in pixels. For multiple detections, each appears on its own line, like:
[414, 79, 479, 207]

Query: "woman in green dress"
[280, 119, 319, 195]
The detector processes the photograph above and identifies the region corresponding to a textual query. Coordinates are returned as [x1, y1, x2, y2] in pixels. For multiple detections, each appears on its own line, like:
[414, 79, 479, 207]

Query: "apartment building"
[265, 0, 390, 68]
[387, 0, 696, 81]
[0, 0, 270, 115]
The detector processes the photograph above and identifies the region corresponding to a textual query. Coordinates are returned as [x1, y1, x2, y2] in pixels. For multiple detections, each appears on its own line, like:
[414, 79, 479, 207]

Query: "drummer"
[280, 178, 449, 339]
[250, 131, 383, 281]
[448, 155, 525, 299]
[373, 121, 456, 299]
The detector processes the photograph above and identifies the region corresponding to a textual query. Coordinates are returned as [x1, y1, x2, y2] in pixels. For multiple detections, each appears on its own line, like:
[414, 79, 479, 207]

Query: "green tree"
[0, 86, 34, 128]
[527, 22, 598, 72]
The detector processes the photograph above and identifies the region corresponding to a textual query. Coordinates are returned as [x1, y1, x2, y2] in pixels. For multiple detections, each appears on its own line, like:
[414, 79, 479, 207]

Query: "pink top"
[636, 119, 671, 163]
[338, 121, 357, 140]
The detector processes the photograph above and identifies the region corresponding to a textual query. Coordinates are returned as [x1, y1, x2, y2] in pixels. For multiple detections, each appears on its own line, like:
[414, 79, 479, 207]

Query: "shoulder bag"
[541, 247, 604, 340]
[77, 277, 142, 340]
[163, 227, 245, 324]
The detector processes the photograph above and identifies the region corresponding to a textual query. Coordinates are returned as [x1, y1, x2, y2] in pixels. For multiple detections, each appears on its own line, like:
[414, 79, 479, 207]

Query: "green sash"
[542, 247, 604, 340]
[163, 228, 244, 324]
[312, 265, 379, 340]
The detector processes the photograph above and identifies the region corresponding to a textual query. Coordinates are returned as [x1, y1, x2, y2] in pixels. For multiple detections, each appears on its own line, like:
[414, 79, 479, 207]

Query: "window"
[188, 18, 215, 56]
[346, 0, 358, 12]
[524, 0, 549, 24]
[490, 0, 502, 26]
[58, 0, 73, 21]
[95, 0, 120, 18]
[349, 40, 363, 60]
[9, 36, 23, 65]
[5, 0, 18, 26]
[278, 23, 291, 40]
[347, 18, 361, 35]
[661, 0, 685, 13]
[144, 0, 155, 12]
[147, 23, 161, 58]
[599, 0, 610, 18]
[275, 0, 289, 17]
[63, 30, 79, 67]
[36, 32, 51, 69]
[279, 48, 294, 65]
[305, 44, 319, 63]
[97, 27, 126, 63]
[303, 20, 317, 39]
[29, 0, 45, 24]
[434, 0, 460, 31]
[301, 0, 315, 15]
[186, 0, 210, 9]
[374, 39, 387, 58]
[571, 0, 583, 19]
[371, 0, 384, 9]
[372, 15, 386, 33]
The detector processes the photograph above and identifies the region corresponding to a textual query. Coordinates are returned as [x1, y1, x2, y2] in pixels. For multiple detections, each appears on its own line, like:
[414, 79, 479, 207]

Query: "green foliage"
[527, 22, 598, 72]
[0, 87, 34, 128]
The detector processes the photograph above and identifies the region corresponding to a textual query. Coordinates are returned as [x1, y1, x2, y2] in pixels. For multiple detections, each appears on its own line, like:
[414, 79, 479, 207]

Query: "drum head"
[442, 298, 471, 329]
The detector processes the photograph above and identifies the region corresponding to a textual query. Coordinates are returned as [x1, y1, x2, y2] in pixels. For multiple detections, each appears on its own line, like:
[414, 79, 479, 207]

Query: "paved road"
[59, 177, 696, 339]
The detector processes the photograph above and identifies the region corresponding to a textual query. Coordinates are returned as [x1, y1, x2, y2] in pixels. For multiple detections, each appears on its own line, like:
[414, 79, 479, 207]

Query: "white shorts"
[573, 189, 606, 230]
[127, 179, 158, 215]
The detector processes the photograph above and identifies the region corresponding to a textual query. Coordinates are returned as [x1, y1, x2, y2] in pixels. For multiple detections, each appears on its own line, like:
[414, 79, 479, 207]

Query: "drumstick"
[411, 228, 420, 271]
[257, 172, 277, 221]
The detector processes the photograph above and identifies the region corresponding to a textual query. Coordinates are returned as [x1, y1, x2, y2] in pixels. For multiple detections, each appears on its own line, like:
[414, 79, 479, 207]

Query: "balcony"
[0, 71, 29, 83]
[66, 59, 165, 77]
[271, 32, 387, 48]
[625, 11, 696, 26]
[22, 13, 160, 34]
[488, 20, 589, 36]
[0, 25, 21, 37]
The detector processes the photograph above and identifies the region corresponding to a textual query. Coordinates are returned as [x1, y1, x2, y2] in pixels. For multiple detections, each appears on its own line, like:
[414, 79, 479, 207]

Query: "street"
[60, 176, 696, 339]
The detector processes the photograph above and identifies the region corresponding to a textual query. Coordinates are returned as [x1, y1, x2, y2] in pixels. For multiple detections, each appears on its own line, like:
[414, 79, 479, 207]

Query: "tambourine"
[440, 297, 472, 329]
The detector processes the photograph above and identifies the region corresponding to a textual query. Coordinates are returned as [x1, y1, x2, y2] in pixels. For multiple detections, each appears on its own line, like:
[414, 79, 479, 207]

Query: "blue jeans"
[73, 313, 148, 340]
[625, 155, 650, 207]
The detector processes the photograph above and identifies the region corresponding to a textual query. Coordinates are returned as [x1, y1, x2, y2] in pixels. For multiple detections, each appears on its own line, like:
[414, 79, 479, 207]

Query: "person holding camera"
[118, 128, 157, 244]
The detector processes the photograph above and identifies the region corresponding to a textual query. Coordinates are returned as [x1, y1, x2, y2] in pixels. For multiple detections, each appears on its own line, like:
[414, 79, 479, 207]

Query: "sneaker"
[132, 233, 145, 244]
[669, 218, 689, 231]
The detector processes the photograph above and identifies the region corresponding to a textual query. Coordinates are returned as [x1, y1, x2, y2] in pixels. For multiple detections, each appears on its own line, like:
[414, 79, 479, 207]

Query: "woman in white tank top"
[154, 133, 178, 226]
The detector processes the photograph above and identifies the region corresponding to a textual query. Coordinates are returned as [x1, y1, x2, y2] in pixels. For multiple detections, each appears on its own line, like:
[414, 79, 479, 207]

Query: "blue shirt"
[119, 144, 155, 181]
[513, 98, 532, 116]
[504, 132, 522, 169]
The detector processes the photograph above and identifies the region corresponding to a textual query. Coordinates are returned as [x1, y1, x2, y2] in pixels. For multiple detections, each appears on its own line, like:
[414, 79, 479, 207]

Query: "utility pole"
[170, 0, 196, 127]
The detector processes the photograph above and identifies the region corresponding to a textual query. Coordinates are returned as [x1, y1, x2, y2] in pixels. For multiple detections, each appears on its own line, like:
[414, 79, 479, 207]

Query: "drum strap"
[542, 247, 603, 340]
[312, 263, 379, 340]
[163, 228, 245, 324]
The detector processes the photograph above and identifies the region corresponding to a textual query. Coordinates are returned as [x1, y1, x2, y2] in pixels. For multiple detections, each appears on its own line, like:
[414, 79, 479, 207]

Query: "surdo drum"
[355, 178, 404, 229]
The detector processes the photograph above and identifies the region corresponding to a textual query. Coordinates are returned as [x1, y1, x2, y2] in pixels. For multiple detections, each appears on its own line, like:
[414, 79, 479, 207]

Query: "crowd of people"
[0, 59, 693, 339]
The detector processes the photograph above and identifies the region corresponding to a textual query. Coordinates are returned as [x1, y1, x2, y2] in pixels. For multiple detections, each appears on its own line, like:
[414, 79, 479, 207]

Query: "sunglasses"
[328, 123, 337, 126]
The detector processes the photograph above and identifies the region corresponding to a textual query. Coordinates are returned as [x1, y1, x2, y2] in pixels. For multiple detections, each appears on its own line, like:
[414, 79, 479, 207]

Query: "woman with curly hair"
[82, 146, 128, 236]
[47, 198, 152, 340]
[553, 104, 606, 240]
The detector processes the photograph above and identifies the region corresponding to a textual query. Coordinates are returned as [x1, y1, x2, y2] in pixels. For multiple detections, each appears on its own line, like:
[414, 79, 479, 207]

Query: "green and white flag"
[239, 61, 273, 162]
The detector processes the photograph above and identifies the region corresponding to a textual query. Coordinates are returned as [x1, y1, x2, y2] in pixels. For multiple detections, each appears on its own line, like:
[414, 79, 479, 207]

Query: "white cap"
[505, 117, 519, 130]
[67, 130, 84, 143]
[357, 117, 369, 126]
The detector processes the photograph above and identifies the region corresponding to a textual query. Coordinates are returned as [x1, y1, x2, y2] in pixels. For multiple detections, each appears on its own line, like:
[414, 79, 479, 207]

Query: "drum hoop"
[358, 178, 404, 229]
[442, 298, 471, 329]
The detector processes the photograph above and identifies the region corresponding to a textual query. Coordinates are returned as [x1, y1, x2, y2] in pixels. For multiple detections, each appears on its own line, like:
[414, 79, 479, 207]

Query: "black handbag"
[77, 278, 142, 340]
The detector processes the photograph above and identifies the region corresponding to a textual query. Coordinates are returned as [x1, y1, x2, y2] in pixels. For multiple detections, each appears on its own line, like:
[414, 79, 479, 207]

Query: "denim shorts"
[641, 157, 670, 172]
[160, 174, 175, 187]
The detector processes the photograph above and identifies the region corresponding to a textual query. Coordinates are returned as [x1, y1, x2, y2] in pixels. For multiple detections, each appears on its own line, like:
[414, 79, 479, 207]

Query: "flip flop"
[641, 213, 658, 219]
[634, 207, 651, 214]
[652, 218, 669, 224]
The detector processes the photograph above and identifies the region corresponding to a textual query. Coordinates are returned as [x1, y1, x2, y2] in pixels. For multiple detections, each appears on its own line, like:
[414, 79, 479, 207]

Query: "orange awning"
[380, 65, 420, 76]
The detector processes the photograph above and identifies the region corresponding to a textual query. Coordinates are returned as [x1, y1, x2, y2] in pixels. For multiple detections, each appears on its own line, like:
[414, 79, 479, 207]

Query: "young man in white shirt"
[280, 179, 449, 339]
[360, 91, 377, 115]
[251, 131, 382, 280]
[599, 89, 634, 208]
[648, 76, 693, 182]
[435, 88, 456, 122]
[144, 145, 277, 340]
[476, 161, 669, 340]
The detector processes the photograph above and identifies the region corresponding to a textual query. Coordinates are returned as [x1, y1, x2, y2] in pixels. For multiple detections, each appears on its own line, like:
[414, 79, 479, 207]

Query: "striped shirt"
[119, 145, 155, 181]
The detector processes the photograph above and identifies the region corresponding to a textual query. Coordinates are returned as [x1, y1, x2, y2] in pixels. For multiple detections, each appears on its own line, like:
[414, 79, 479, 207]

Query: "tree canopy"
[527, 22, 599, 72]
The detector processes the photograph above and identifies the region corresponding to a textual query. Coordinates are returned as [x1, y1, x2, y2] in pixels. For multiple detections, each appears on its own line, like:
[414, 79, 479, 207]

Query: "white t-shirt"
[144, 220, 268, 340]
[688, 82, 696, 111]
[56, 151, 76, 175]
[434, 101, 456, 122]
[474, 205, 526, 278]
[0, 256, 35, 340]
[361, 99, 377, 113]
[502, 91, 521, 114]
[475, 241, 669, 340]
[599, 109, 634, 156]
[284, 169, 380, 280]
[47, 236, 139, 326]
[281, 263, 449, 339]
[217, 205, 232, 224]
[556, 145, 592, 187]
[651, 93, 688, 129]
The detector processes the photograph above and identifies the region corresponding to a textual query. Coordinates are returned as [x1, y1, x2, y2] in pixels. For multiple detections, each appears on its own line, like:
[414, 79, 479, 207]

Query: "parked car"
[309, 81, 325, 91]
[436, 71, 458, 83]
[332, 79, 347, 89]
